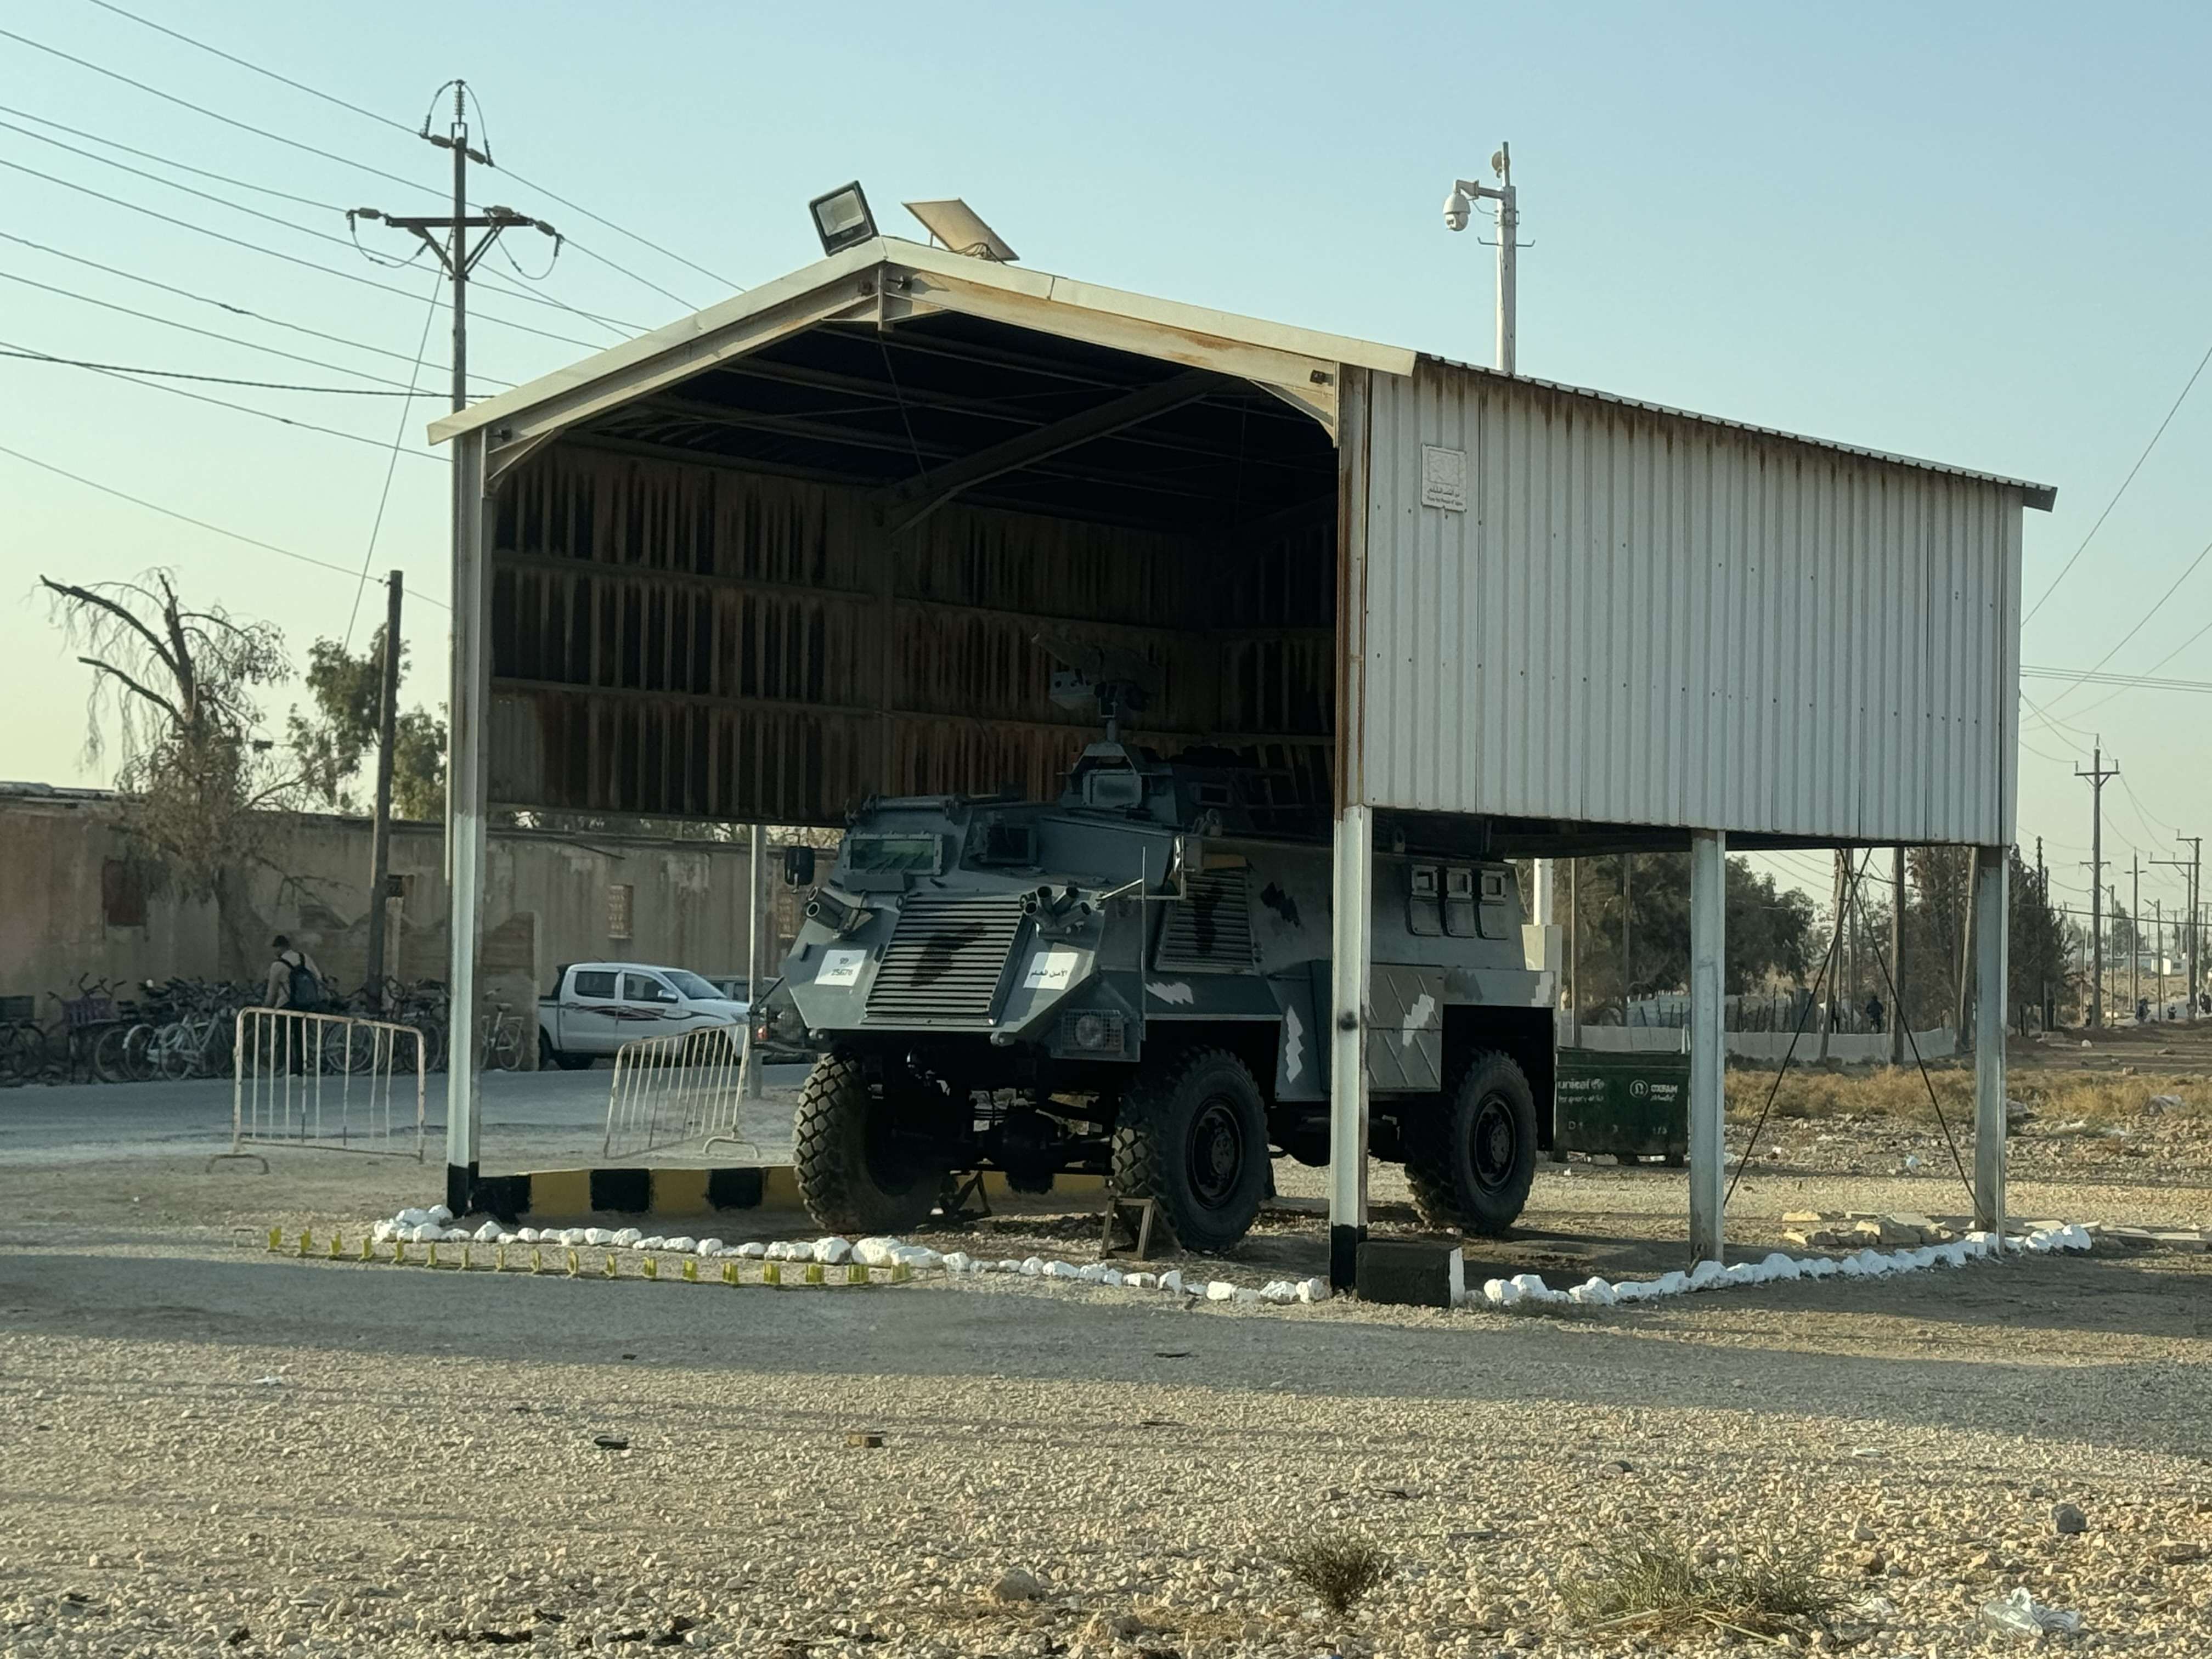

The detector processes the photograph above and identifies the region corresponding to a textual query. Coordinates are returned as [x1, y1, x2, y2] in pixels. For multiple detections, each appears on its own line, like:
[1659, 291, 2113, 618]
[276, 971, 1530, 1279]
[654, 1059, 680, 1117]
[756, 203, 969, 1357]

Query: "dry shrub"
[1727, 1065, 2210, 1126]
[1561, 1531, 1839, 1643]
[1279, 1534, 1392, 1615]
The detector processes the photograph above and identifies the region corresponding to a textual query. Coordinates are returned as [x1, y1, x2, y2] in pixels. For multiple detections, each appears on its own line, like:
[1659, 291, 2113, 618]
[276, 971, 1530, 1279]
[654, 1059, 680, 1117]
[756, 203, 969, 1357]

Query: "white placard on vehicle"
[815, 949, 868, 987]
[1022, 947, 1082, 991]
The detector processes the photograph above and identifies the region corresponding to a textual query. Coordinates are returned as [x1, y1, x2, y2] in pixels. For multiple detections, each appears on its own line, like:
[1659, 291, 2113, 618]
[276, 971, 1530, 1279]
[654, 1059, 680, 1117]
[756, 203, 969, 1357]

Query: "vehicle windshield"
[847, 834, 940, 873]
[665, 970, 723, 1000]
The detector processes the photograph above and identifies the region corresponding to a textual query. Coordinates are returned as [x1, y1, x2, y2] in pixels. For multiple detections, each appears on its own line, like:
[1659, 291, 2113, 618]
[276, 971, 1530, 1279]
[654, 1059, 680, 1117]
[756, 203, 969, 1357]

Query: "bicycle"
[479, 999, 524, 1071]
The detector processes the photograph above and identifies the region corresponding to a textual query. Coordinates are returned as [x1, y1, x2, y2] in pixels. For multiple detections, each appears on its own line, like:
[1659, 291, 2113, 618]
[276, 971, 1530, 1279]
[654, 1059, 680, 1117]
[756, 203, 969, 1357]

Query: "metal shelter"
[430, 235, 2055, 1274]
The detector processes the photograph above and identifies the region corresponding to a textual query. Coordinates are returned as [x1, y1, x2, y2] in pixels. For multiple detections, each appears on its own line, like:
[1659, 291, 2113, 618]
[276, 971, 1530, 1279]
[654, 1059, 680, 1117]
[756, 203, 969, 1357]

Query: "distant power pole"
[2035, 836, 2050, 1029]
[2155, 833, 2202, 1017]
[1889, 844, 1906, 1063]
[2153, 898, 2165, 1014]
[2131, 853, 2142, 1018]
[2076, 746, 2119, 1026]
[1620, 854, 1634, 1018]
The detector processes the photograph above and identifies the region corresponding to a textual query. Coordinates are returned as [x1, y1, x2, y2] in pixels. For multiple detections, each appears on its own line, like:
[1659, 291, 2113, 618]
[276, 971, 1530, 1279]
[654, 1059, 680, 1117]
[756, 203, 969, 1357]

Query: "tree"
[1559, 853, 1817, 1019]
[287, 627, 447, 822]
[42, 570, 295, 966]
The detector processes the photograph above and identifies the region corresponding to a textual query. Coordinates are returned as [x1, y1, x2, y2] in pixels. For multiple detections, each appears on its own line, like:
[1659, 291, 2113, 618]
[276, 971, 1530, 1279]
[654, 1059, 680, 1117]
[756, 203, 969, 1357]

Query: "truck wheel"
[1405, 1051, 1538, 1235]
[538, 1033, 591, 1072]
[793, 1051, 945, 1234]
[1111, 1047, 1268, 1254]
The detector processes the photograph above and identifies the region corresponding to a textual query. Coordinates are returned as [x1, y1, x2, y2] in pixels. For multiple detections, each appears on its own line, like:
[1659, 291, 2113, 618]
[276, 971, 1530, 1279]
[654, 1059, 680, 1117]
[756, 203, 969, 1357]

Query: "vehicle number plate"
[1022, 948, 1081, 991]
[815, 949, 867, 987]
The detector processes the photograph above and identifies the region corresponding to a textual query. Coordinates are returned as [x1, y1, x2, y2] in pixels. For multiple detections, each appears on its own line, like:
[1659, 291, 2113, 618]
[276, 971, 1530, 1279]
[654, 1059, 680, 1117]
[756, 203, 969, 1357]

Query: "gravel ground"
[5, 1070, 2212, 1657]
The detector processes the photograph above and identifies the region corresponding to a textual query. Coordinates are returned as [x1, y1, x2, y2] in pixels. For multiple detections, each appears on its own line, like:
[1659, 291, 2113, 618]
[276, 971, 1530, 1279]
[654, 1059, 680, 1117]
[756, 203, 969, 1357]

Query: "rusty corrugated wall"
[488, 444, 1335, 824]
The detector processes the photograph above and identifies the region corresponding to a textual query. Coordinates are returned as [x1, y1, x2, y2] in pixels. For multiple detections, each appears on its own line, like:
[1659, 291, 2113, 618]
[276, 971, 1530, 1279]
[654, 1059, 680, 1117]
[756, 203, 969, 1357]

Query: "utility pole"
[350, 81, 558, 425]
[1820, 853, 1845, 1060]
[1621, 854, 1634, 1023]
[1953, 853, 1974, 1048]
[2154, 833, 2201, 1018]
[2075, 746, 2119, 1027]
[1889, 844, 1905, 1064]
[352, 82, 557, 1201]
[2131, 854, 2142, 1019]
[2036, 836, 2049, 1029]
[1566, 858, 1579, 1043]
[362, 571, 403, 1011]
[2154, 898, 2164, 1017]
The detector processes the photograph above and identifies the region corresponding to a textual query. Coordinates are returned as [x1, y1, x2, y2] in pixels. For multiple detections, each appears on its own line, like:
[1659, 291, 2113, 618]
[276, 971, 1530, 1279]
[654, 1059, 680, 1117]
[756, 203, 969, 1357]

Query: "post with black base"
[443, 427, 490, 1217]
[1972, 846, 2008, 1235]
[1687, 828, 1726, 1266]
[1327, 803, 1374, 1290]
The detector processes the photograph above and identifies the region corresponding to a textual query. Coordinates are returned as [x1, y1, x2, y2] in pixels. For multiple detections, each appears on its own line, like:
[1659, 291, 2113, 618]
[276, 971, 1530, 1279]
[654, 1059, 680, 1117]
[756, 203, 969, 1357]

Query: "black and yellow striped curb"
[256, 1225, 920, 1289]
[473, 1166, 1109, 1222]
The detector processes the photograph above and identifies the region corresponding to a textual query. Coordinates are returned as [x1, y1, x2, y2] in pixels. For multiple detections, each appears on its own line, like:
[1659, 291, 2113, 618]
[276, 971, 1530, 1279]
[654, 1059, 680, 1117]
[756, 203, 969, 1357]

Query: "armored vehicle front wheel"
[1405, 1050, 1538, 1235]
[793, 1050, 947, 1234]
[1111, 1047, 1269, 1254]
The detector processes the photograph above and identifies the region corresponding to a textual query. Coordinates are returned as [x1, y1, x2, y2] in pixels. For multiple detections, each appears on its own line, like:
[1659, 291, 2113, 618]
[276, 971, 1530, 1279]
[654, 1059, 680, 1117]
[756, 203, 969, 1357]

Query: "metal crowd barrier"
[219, 1007, 427, 1168]
[601, 1022, 757, 1160]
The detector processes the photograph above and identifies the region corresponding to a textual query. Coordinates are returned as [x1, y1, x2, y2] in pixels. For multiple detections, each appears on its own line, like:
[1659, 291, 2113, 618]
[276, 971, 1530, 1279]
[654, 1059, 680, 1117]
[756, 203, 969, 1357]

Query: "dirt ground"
[5, 1046, 2212, 1657]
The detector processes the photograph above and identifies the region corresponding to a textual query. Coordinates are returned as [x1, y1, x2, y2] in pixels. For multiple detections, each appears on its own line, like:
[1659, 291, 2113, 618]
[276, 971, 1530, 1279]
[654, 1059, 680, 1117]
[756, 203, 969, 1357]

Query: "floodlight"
[1443, 187, 1471, 232]
[809, 181, 877, 255]
[902, 198, 1018, 262]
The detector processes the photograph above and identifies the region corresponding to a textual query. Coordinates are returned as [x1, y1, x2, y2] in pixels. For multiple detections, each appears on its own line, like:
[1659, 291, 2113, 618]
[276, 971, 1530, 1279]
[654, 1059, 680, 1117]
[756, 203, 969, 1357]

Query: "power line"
[77, 0, 415, 135]
[2067, 608, 2212, 721]
[2041, 534, 2212, 712]
[0, 262, 456, 390]
[0, 153, 603, 349]
[0, 228, 509, 385]
[0, 345, 439, 394]
[0, 21, 441, 204]
[347, 280, 444, 645]
[0, 119, 636, 330]
[2024, 664, 2212, 696]
[72, 0, 735, 303]
[2023, 336, 2212, 625]
[0, 333, 451, 460]
[0, 100, 344, 212]
[0, 435, 448, 604]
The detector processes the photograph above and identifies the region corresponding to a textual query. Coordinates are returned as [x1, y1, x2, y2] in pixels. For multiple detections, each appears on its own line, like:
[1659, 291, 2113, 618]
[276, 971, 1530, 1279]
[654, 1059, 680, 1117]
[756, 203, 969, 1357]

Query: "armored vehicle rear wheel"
[793, 1050, 947, 1234]
[1111, 1047, 1268, 1253]
[1406, 1051, 1537, 1235]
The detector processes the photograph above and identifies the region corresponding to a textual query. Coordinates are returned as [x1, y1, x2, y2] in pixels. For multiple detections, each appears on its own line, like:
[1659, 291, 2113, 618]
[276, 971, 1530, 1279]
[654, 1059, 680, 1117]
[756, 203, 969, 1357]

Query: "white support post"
[1973, 845, 2009, 1234]
[741, 825, 766, 1100]
[443, 429, 490, 1216]
[1327, 803, 1374, 1291]
[1687, 829, 1726, 1266]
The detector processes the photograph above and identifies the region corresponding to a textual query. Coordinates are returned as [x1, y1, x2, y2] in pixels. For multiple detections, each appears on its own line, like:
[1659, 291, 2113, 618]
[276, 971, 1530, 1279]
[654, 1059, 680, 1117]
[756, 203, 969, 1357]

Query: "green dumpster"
[1554, 1047, 1689, 1164]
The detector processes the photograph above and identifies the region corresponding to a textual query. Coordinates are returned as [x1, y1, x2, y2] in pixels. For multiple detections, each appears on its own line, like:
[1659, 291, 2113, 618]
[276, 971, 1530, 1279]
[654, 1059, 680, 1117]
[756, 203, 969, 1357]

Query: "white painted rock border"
[368, 1207, 2089, 1315]
[1478, 1225, 2094, 1310]
[366, 1209, 1331, 1304]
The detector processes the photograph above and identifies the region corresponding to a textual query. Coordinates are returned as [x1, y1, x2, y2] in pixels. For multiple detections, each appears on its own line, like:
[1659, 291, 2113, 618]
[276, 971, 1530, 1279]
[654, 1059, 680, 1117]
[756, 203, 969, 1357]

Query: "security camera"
[1443, 187, 1471, 232]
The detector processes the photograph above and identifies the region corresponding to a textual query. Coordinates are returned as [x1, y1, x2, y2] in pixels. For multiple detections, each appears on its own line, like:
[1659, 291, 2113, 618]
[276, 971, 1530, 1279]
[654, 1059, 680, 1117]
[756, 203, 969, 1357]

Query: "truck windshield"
[665, 970, 721, 1000]
[847, 834, 940, 873]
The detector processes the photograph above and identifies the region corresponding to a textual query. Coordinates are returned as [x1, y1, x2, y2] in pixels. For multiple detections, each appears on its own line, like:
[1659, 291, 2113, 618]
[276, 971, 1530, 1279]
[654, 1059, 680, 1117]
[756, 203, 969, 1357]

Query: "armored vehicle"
[770, 702, 1556, 1253]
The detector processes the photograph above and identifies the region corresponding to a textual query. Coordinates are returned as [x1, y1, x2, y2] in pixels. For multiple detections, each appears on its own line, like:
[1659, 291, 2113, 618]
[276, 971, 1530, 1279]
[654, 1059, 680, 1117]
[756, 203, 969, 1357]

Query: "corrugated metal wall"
[488, 445, 1336, 823]
[1356, 362, 2022, 844]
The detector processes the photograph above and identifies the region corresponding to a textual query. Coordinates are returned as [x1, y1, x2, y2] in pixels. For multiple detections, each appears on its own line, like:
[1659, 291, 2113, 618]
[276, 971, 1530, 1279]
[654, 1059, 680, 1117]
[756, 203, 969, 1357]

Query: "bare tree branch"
[73, 655, 183, 727]
[41, 576, 180, 684]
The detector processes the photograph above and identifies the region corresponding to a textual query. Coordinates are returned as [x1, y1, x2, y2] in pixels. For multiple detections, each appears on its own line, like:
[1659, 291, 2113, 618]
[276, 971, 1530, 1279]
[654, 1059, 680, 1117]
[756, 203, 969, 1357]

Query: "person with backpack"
[264, 935, 326, 1073]
[266, 935, 326, 1013]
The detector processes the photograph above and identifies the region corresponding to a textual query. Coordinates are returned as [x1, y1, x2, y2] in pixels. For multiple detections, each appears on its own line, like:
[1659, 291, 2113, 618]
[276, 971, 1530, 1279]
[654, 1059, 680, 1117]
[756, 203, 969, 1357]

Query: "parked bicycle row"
[0, 972, 527, 1086]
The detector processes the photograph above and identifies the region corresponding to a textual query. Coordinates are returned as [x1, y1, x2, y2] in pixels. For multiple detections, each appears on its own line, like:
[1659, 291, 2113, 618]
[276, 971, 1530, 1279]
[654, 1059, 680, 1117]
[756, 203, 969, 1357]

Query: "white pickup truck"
[536, 962, 748, 1069]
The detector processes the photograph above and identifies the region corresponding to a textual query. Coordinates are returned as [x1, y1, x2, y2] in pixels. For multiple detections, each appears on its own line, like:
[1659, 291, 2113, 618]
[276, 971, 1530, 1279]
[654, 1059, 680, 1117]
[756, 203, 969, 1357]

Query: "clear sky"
[4, 1, 2208, 924]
